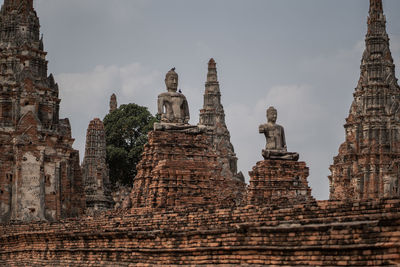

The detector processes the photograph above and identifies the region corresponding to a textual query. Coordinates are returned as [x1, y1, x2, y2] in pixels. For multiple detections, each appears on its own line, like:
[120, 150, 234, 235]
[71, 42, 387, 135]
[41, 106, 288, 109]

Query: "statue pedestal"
[129, 130, 245, 210]
[248, 160, 314, 206]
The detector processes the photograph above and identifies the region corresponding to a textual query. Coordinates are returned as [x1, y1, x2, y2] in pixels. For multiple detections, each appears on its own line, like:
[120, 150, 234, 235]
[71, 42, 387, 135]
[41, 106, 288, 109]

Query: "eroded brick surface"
[329, 0, 400, 201]
[130, 130, 246, 209]
[0, 1, 399, 266]
[109, 93, 117, 113]
[82, 118, 113, 214]
[0, 0, 85, 222]
[199, 58, 244, 182]
[248, 160, 315, 206]
[0, 199, 399, 266]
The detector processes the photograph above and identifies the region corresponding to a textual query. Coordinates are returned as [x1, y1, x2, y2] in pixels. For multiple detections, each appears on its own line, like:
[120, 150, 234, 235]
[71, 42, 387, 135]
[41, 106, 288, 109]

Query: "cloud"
[53, 34, 400, 201]
[56, 63, 162, 161]
[226, 84, 324, 182]
[254, 85, 323, 144]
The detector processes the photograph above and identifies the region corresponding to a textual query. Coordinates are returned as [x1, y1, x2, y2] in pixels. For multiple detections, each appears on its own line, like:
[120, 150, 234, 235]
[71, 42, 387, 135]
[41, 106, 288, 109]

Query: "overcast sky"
[13, 0, 400, 199]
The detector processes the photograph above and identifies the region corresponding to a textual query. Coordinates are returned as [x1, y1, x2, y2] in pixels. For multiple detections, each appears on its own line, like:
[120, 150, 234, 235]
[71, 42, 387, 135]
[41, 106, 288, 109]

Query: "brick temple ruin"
[0, 0, 400, 266]
[0, 0, 85, 223]
[82, 118, 113, 214]
[109, 93, 117, 113]
[329, 0, 400, 201]
[199, 58, 244, 182]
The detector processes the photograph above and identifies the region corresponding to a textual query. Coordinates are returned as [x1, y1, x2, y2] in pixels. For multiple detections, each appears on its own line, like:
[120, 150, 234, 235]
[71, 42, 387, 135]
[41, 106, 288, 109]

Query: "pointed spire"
[199, 58, 242, 182]
[2, 0, 34, 13]
[367, 0, 386, 37]
[200, 58, 224, 124]
[357, 0, 397, 88]
[208, 58, 216, 69]
[109, 93, 117, 113]
[369, 0, 383, 13]
[0, 0, 40, 45]
[207, 58, 219, 84]
[330, 0, 400, 201]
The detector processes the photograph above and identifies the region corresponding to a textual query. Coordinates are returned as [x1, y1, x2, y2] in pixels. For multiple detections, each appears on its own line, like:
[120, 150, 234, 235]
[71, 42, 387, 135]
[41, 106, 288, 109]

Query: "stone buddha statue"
[259, 107, 299, 161]
[154, 68, 202, 132]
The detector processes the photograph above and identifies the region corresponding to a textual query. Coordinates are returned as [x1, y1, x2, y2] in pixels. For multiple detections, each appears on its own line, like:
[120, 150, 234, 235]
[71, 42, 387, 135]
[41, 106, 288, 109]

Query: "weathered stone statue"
[259, 107, 299, 161]
[154, 68, 202, 132]
[158, 68, 189, 122]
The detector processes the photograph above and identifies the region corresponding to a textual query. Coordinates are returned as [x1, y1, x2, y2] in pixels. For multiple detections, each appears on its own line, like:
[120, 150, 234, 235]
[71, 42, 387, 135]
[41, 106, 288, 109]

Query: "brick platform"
[248, 160, 315, 206]
[0, 199, 399, 266]
[130, 130, 246, 209]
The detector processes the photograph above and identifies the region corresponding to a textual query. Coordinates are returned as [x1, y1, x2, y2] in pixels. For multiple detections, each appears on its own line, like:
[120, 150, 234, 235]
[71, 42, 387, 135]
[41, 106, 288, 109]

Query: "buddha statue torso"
[158, 91, 189, 124]
[154, 68, 203, 132]
[259, 123, 286, 151]
[259, 107, 298, 161]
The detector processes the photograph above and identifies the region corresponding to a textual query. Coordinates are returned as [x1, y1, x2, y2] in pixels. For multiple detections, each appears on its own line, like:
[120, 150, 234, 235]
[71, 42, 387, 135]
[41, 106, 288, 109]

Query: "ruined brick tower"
[0, 0, 85, 222]
[199, 59, 244, 181]
[329, 0, 400, 200]
[109, 93, 117, 113]
[82, 118, 113, 214]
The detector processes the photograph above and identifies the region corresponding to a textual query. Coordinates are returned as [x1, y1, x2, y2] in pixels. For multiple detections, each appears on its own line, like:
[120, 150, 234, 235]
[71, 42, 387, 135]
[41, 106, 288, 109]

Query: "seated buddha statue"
[259, 106, 299, 161]
[154, 68, 201, 132]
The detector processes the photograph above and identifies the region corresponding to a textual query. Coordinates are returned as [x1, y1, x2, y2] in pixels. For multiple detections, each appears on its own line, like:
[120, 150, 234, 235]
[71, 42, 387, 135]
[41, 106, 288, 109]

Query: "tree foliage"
[103, 103, 158, 186]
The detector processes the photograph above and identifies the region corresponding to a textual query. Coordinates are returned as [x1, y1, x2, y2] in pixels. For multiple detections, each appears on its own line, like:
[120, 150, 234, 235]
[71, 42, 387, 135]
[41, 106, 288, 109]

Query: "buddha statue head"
[267, 106, 277, 124]
[165, 68, 178, 93]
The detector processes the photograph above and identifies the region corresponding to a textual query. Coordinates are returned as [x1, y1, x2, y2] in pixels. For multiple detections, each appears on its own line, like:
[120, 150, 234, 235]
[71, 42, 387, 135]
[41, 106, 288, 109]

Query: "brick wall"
[0, 198, 399, 266]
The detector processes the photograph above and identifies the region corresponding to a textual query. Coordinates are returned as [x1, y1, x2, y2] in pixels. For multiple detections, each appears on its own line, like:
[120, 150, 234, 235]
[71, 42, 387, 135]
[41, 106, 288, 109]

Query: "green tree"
[103, 103, 158, 186]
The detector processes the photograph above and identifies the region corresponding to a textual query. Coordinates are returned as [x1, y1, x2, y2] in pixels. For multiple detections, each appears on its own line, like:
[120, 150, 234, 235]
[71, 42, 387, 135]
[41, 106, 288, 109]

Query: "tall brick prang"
[0, 0, 85, 222]
[82, 118, 113, 214]
[329, 0, 400, 201]
[199, 59, 244, 182]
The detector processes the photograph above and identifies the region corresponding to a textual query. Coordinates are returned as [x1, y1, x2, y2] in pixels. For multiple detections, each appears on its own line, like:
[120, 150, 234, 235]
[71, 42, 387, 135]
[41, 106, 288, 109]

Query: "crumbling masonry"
[0, 0, 400, 266]
[82, 118, 113, 214]
[330, 0, 400, 201]
[0, 0, 85, 222]
[199, 58, 244, 182]
[109, 93, 117, 113]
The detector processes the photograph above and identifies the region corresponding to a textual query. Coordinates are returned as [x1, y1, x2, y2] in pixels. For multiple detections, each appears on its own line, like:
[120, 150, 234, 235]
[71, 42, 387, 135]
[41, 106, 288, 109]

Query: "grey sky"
[14, 0, 400, 199]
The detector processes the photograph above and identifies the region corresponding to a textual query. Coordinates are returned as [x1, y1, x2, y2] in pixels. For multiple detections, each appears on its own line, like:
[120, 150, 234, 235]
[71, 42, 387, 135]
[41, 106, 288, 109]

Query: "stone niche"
[248, 159, 314, 206]
[129, 130, 245, 210]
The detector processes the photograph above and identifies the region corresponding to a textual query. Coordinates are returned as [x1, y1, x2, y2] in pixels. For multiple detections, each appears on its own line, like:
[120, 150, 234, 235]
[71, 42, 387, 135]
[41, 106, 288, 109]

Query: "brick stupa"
[248, 107, 314, 206]
[130, 68, 245, 210]
[82, 118, 113, 214]
[0, 0, 85, 222]
[199, 59, 244, 182]
[329, 0, 400, 201]
[109, 93, 117, 113]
